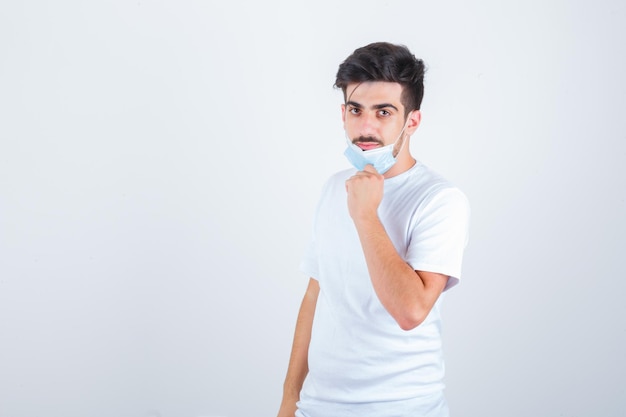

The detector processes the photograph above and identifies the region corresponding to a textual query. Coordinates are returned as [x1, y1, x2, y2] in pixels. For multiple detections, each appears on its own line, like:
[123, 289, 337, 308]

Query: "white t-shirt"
[297, 161, 470, 417]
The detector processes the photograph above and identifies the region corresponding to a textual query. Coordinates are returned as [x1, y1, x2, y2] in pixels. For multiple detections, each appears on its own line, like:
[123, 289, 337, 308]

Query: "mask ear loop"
[392, 110, 413, 157]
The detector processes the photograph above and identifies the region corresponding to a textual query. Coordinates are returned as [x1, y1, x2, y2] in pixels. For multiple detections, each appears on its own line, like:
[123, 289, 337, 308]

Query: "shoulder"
[424, 186, 470, 218]
[327, 167, 357, 184]
[319, 168, 357, 193]
[415, 171, 470, 229]
[395, 162, 469, 206]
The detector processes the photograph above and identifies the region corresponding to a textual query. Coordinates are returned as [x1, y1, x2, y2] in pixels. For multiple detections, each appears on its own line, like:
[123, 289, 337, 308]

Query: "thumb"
[362, 164, 379, 174]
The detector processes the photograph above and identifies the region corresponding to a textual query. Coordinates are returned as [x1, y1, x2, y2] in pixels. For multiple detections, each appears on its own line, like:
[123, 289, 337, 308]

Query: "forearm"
[354, 215, 435, 330]
[279, 278, 319, 415]
[281, 318, 310, 400]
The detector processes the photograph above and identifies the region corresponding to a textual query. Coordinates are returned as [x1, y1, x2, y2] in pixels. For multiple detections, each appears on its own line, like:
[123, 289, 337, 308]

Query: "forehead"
[346, 81, 404, 108]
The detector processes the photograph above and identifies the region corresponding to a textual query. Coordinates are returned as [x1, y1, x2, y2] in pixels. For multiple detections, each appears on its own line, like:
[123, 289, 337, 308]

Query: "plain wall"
[1, 1, 625, 416]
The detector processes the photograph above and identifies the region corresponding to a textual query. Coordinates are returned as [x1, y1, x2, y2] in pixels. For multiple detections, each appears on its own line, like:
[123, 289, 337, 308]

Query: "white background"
[1, 1, 625, 416]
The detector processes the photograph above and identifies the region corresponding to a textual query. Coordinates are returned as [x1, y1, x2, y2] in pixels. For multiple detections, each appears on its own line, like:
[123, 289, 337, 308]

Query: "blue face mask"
[343, 112, 412, 174]
[344, 139, 398, 174]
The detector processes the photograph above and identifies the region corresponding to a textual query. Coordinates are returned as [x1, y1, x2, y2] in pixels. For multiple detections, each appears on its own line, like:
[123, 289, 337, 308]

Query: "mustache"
[352, 136, 384, 146]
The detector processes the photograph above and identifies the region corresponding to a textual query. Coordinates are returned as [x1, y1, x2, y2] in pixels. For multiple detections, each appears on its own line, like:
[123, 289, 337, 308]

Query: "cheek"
[343, 117, 357, 132]
[381, 124, 403, 142]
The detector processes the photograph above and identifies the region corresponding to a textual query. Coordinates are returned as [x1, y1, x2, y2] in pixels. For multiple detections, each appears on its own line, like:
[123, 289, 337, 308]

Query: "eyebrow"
[345, 100, 399, 112]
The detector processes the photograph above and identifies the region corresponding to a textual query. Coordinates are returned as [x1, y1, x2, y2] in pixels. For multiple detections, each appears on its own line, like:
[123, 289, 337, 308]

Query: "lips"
[356, 142, 381, 151]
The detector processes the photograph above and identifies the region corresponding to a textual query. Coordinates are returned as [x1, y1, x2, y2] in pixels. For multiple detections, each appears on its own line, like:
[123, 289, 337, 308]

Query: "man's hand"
[346, 164, 384, 222]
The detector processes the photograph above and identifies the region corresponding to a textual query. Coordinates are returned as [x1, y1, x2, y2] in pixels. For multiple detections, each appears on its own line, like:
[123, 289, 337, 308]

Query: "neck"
[383, 154, 416, 179]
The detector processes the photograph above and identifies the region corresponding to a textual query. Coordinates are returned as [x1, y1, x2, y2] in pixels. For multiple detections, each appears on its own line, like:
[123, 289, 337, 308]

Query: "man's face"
[342, 81, 414, 151]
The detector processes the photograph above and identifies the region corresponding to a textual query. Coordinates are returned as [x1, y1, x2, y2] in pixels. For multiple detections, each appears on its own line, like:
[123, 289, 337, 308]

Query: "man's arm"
[346, 165, 447, 331]
[277, 277, 319, 417]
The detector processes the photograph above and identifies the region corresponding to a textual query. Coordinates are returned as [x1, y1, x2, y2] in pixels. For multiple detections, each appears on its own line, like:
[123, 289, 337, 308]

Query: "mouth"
[356, 142, 381, 151]
[353, 137, 384, 151]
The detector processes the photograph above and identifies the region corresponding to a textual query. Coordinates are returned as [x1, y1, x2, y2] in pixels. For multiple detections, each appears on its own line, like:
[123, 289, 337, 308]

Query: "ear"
[341, 103, 347, 124]
[406, 110, 422, 135]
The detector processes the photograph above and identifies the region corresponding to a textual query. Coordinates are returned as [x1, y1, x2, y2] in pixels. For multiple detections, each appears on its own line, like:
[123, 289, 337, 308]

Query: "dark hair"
[334, 42, 426, 114]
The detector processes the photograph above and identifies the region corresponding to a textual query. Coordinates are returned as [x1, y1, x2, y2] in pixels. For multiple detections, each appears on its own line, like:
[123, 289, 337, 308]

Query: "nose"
[357, 111, 379, 136]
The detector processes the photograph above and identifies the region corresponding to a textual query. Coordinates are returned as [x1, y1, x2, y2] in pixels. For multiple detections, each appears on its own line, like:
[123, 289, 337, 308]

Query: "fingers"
[352, 164, 380, 177]
[346, 165, 382, 194]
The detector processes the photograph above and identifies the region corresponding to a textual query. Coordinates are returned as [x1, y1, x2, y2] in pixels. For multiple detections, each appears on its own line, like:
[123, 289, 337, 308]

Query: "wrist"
[352, 211, 380, 229]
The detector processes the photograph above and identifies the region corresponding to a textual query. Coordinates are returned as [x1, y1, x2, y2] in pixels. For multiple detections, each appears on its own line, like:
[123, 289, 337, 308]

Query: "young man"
[277, 42, 470, 417]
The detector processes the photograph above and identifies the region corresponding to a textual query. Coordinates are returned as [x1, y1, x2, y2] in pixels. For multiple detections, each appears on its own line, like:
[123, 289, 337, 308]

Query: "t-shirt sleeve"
[298, 177, 332, 281]
[405, 186, 470, 291]
[299, 233, 319, 280]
